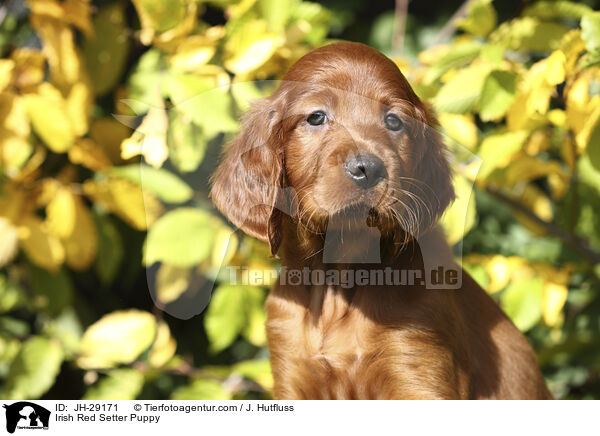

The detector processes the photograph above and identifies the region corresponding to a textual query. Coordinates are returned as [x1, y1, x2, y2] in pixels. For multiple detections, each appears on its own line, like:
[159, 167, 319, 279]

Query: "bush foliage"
[0, 0, 599, 399]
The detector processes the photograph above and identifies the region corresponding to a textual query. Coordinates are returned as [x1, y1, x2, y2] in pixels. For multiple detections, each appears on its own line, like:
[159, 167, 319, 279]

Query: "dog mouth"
[297, 179, 419, 234]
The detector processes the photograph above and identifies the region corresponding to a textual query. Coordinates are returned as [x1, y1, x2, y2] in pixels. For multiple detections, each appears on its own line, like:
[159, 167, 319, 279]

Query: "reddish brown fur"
[210, 42, 551, 399]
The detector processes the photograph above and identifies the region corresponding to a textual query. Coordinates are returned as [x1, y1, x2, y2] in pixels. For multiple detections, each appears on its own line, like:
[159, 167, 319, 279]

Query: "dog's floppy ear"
[210, 97, 285, 255]
[411, 108, 456, 234]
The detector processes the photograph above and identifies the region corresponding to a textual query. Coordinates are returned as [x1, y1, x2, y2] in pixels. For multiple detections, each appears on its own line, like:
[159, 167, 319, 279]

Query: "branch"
[432, 0, 475, 46]
[0, 0, 10, 28]
[392, 0, 410, 54]
[484, 184, 600, 266]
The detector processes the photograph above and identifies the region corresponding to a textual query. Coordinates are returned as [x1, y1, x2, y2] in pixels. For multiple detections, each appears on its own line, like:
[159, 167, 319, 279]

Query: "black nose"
[344, 153, 387, 189]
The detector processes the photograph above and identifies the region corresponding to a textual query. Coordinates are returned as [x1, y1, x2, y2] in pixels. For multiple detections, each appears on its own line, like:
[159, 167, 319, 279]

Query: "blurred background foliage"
[0, 0, 600, 400]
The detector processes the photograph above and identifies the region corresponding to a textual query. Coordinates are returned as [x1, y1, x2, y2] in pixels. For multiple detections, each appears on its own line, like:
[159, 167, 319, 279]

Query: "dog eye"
[307, 111, 326, 126]
[384, 114, 403, 131]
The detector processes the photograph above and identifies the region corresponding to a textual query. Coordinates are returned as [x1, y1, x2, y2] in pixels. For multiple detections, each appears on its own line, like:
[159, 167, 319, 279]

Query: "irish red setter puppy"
[211, 42, 551, 399]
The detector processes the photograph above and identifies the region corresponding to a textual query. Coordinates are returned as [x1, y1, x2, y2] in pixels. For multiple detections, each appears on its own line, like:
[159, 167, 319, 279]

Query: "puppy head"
[210, 42, 455, 255]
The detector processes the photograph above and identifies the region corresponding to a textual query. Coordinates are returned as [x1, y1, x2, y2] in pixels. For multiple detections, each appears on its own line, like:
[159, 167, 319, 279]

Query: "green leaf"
[523, 1, 592, 20]
[490, 17, 569, 52]
[232, 359, 273, 390]
[205, 285, 248, 353]
[94, 213, 124, 285]
[1, 336, 64, 399]
[144, 208, 224, 267]
[30, 266, 74, 317]
[131, 0, 189, 34]
[259, 0, 298, 32]
[242, 287, 267, 347]
[109, 165, 193, 204]
[423, 41, 483, 85]
[77, 310, 157, 369]
[463, 263, 490, 291]
[167, 110, 206, 173]
[83, 369, 145, 400]
[586, 120, 600, 171]
[582, 12, 600, 53]
[0, 335, 21, 377]
[578, 154, 600, 195]
[0, 274, 26, 314]
[501, 276, 544, 332]
[0, 317, 30, 337]
[457, 0, 497, 37]
[43, 308, 83, 356]
[433, 65, 488, 114]
[126, 49, 168, 114]
[290, 1, 332, 45]
[171, 379, 231, 400]
[166, 73, 238, 138]
[479, 70, 517, 122]
[82, 3, 131, 96]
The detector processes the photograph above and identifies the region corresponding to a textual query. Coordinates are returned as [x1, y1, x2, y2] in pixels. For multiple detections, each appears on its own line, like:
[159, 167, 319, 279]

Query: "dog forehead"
[285, 85, 385, 116]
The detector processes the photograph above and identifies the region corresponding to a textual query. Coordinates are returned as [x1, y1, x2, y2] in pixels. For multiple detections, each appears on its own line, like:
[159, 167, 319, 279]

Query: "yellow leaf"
[560, 29, 586, 74]
[90, 118, 131, 164]
[505, 155, 567, 187]
[120, 105, 169, 168]
[82, 177, 163, 230]
[29, 13, 88, 92]
[0, 92, 30, 139]
[19, 215, 65, 271]
[68, 138, 112, 171]
[418, 45, 451, 65]
[0, 217, 19, 268]
[77, 310, 157, 369]
[0, 93, 32, 175]
[149, 321, 177, 367]
[485, 255, 513, 293]
[210, 227, 238, 269]
[542, 282, 568, 326]
[506, 92, 546, 131]
[27, 0, 93, 35]
[46, 188, 76, 238]
[170, 35, 217, 72]
[440, 173, 477, 245]
[544, 50, 567, 85]
[523, 129, 550, 155]
[576, 102, 600, 153]
[132, 0, 195, 46]
[524, 184, 553, 221]
[1, 138, 34, 178]
[565, 67, 600, 152]
[514, 184, 553, 234]
[0, 60, 15, 92]
[66, 81, 92, 137]
[0, 184, 29, 223]
[156, 264, 191, 304]
[507, 51, 567, 130]
[47, 188, 98, 271]
[478, 130, 529, 180]
[438, 113, 478, 149]
[23, 83, 75, 153]
[547, 109, 566, 127]
[11, 48, 46, 90]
